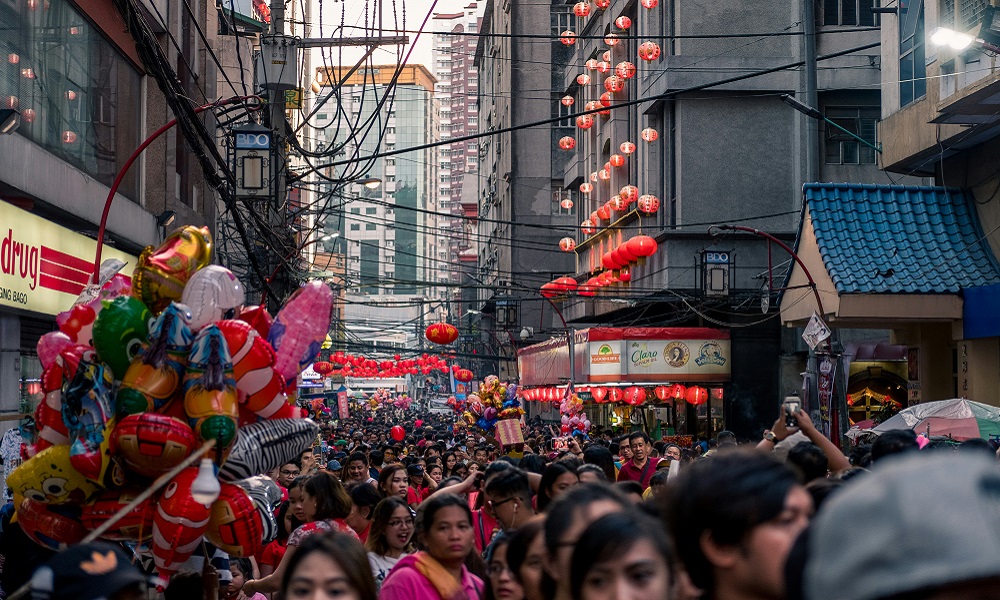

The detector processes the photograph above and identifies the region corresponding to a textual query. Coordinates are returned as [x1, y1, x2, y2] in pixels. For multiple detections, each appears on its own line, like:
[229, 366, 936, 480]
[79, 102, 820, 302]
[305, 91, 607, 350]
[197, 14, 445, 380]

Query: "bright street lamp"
[357, 176, 382, 190]
[929, 27, 977, 50]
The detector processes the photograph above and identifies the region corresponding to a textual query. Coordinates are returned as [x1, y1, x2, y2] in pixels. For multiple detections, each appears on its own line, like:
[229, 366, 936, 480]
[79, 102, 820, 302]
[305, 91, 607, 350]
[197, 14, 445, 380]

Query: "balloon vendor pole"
[5, 439, 217, 600]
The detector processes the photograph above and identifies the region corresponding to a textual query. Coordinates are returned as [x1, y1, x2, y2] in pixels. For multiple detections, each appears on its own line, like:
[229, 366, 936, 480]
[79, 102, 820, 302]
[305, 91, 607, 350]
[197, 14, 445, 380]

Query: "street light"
[929, 7, 1000, 54]
[357, 176, 382, 190]
[0, 109, 20, 134]
[780, 94, 882, 154]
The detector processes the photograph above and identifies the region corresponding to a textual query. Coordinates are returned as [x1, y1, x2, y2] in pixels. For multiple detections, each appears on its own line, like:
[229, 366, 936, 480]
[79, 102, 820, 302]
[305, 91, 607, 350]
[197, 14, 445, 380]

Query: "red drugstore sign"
[0, 202, 137, 315]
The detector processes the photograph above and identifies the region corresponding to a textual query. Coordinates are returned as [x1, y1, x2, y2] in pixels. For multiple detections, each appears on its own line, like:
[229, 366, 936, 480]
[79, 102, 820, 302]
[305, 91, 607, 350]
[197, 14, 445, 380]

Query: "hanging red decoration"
[425, 322, 459, 345]
[590, 210, 600, 224]
[592, 387, 609, 402]
[553, 277, 579, 293]
[561, 95, 575, 107]
[576, 114, 594, 129]
[618, 267, 632, 282]
[312, 361, 333, 376]
[654, 385, 671, 401]
[596, 61, 611, 74]
[609, 194, 627, 212]
[577, 73, 591, 85]
[638, 41, 661, 62]
[638, 194, 660, 213]
[641, 127, 659, 142]
[586, 58, 600, 70]
[596, 204, 611, 221]
[540, 282, 559, 299]
[599, 92, 613, 107]
[618, 242, 637, 264]
[573, 1, 591, 17]
[560, 198, 574, 210]
[558, 136, 576, 150]
[595, 0, 610, 8]
[603, 161, 612, 172]
[560, 30, 577, 45]
[619, 185, 639, 203]
[615, 61, 636, 79]
[559, 237, 577, 252]
[620, 141, 636, 154]
[590, 171, 599, 182]
[627, 235, 658, 257]
[614, 15, 632, 29]
[604, 75, 625, 93]
[455, 369, 474, 383]
[604, 33, 620, 46]
[581, 219, 596, 235]
[669, 384, 687, 400]
[598, 168, 611, 181]
[608, 387, 625, 403]
[625, 386, 647, 406]
[685, 386, 709, 405]
[609, 154, 625, 167]
[601, 252, 616, 271]
[641, 0, 658, 7]
[578, 282, 596, 297]
[580, 182, 594, 195]
[602, 50, 612, 62]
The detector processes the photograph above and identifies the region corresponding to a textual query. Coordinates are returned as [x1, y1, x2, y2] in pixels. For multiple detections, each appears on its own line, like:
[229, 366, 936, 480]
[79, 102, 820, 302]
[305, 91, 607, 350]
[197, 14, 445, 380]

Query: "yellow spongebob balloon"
[133, 225, 213, 313]
[7, 445, 101, 507]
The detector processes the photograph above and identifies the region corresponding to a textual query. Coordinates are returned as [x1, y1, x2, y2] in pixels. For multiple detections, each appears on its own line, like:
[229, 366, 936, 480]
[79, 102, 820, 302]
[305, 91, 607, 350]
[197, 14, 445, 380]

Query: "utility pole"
[257, 0, 407, 310]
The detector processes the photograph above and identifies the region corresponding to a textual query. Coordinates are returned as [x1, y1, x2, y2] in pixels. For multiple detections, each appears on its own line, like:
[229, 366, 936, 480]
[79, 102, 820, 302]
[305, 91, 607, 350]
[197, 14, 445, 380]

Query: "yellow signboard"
[0, 202, 138, 316]
[284, 88, 302, 109]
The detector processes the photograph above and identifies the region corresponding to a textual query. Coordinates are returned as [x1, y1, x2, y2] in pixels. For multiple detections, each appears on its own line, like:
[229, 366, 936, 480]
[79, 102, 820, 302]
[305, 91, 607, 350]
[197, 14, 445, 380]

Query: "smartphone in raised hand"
[783, 396, 801, 428]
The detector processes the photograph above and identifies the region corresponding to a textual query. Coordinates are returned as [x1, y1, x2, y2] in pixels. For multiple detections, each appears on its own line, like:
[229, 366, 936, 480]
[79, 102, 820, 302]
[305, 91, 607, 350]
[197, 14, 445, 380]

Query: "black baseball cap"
[31, 543, 149, 600]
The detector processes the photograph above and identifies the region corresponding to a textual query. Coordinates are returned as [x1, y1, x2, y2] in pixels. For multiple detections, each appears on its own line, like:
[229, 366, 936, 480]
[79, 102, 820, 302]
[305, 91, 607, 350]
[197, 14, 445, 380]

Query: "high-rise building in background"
[313, 65, 446, 304]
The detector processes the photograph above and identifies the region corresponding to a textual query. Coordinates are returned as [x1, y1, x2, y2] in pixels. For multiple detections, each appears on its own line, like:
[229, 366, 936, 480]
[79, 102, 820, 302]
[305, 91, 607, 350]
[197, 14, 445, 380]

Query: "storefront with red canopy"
[517, 327, 732, 438]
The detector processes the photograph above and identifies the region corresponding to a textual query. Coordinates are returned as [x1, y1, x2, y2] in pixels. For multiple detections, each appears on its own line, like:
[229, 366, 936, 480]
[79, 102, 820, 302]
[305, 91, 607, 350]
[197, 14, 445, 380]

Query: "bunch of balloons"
[445, 395, 465, 413]
[10, 226, 327, 581]
[559, 393, 592, 435]
[459, 376, 523, 432]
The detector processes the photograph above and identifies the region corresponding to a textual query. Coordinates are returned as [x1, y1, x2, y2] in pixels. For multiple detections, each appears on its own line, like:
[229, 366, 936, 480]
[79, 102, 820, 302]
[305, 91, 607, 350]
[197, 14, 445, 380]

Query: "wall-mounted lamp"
[929, 6, 1000, 54]
[780, 94, 882, 154]
[520, 326, 534, 341]
[0, 109, 20, 134]
[156, 210, 177, 228]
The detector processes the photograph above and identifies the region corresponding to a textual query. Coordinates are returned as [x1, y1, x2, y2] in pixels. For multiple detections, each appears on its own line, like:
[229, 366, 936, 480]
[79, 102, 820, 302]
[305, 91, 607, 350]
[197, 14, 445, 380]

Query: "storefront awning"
[780, 183, 1000, 326]
[517, 327, 731, 386]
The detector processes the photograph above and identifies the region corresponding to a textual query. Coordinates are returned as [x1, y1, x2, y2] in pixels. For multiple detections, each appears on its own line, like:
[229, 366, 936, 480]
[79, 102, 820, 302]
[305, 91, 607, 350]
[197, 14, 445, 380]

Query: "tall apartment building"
[0, 0, 218, 418]
[313, 65, 446, 300]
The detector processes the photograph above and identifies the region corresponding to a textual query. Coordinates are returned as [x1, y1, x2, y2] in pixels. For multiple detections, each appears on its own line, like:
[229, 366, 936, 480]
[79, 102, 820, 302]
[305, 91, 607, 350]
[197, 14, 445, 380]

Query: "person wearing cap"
[326, 459, 342, 474]
[795, 452, 1000, 600]
[405, 463, 435, 510]
[30, 542, 149, 600]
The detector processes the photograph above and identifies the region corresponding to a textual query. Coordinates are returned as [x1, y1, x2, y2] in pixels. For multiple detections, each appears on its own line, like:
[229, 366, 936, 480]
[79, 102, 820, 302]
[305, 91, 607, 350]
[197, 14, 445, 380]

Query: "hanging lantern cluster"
[559, 237, 577, 252]
[558, 136, 576, 150]
[598, 235, 658, 272]
[540, 276, 579, 299]
[327, 352, 452, 379]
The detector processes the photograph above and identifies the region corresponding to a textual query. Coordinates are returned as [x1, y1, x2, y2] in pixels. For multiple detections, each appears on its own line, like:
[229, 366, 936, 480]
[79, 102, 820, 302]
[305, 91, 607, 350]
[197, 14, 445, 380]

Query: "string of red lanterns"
[519, 384, 712, 406]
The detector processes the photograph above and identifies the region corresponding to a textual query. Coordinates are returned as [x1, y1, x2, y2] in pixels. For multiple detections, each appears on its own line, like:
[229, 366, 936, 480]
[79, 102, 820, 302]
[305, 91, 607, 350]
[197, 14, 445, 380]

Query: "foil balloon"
[183, 325, 239, 461]
[240, 306, 273, 339]
[267, 282, 333, 387]
[152, 467, 211, 578]
[234, 476, 282, 544]
[31, 364, 69, 456]
[114, 413, 197, 479]
[206, 483, 263, 558]
[80, 488, 156, 541]
[16, 498, 87, 550]
[7, 444, 101, 506]
[218, 419, 319, 482]
[92, 296, 152, 380]
[216, 320, 296, 420]
[56, 303, 97, 346]
[181, 265, 246, 332]
[62, 359, 119, 485]
[117, 303, 193, 417]
[132, 225, 213, 314]
[37, 331, 73, 370]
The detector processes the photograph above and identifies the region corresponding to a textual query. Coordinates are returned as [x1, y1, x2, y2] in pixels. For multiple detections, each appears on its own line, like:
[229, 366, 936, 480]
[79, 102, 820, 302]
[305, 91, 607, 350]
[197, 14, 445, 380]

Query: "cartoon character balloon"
[117, 303, 193, 416]
[114, 413, 197, 479]
[16, 498, 87, 550]
[7, 444, 101, 506]
[206, 483, 263, 557]
[132, 226, 212, 314]
[61, 359, 118, 485]
[80, 488, 156, 541]
[217, 419, 319, 482]
[151, 467, 211, 578]
[183, 325, 239, 462]
[216, 319, 296, 421]
[181, 265, 246, 332]
[92, 296, 152, 380]
[267, 281, 333, 388]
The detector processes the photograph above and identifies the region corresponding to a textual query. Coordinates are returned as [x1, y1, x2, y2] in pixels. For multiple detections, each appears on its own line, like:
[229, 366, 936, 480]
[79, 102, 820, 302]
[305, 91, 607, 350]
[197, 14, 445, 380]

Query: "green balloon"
[93, 296, 152, 379]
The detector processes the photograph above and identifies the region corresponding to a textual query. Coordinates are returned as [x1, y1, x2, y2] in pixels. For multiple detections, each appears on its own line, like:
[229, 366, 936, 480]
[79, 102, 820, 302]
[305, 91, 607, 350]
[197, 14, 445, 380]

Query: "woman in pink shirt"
[379, 494, 484, 600]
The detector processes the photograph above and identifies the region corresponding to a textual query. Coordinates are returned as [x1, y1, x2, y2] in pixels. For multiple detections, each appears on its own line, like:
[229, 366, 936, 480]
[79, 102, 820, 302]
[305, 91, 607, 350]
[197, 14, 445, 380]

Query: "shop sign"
[623, 339, 731, 382]
[588, 341, 623, 379]
[0, 202, 137, 316]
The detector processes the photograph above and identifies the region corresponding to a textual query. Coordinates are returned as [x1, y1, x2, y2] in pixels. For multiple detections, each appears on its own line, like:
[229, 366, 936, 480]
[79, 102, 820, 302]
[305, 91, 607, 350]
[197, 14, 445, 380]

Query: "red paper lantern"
[609, 153, 625, 167]
[560, 198, 574, 210]
[619, 267, 632, 283]
[590, 210, 600, 224]
[578, 282, 596, 297]
[592, 386, 608, 402]
[627, 235, 658, 257]
[590, 171, 599, 182]
[313, 361, 334, 376]
[573, 1, 591, 16]
[686, 386, 708, 405]
[599, 92, 613, 108]
[641, 127, 659, 142]
[654, 385, 671, 401]
[576, 114, 594, 129]
[580, 182, 594, 194]
[604, 33, 620, 46]
[641, 0, 658, 7]
[615, 15, 632, 29]
[425, 322, 459, 345]
[638, 194, 660, 213]
[603, 50, 611, 62]
[560, 30, 577, 45]
[540, 282, 559, 299]
[601, 252, 616, 271]
[625, 386, 646, 406]
[609, 194, 627, 211]
[597, 169, 610, 181]
[608, 387, 624, 403]
[670, 384, 687, 400]
[619, 185, 639, 203]
[559, 237, 577, 252]
[595, 0, 609, 8]
[615, 61, 636, 79]
[596, 204, 611, 220]
[618, 242, 637, 264]
[577, 73, 591, 85]
[553, 276, 579, 293]
[558, 136, 576, 150]
[597, 61, 611, 74]
[561, 95, 575, 107]
[586, 58, 600, 70]
[604, 75, 625, 93]
[638, 41, 661, 62]
[456, 369, 474, 383]
[581, 219, 596, 235]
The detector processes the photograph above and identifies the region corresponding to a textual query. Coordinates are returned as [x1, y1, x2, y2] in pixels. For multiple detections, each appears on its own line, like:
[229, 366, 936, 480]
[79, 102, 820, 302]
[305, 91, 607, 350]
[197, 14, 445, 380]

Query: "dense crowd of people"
[9, 406, 1000, 600]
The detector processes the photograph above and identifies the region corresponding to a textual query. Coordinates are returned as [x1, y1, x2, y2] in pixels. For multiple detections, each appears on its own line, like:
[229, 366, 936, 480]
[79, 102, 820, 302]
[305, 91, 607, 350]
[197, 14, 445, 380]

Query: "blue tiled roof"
[802, 183, 1000, 294]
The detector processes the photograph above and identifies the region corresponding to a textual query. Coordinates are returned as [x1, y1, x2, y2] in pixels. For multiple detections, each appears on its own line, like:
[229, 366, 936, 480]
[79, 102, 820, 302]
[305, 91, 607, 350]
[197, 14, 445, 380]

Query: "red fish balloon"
[216, 320, 296, 420]
[115, 413, 197, 478]
[80, 488, 156, 542]
[267, 282, 333, 388]
[206, 483, 263, 558]
[117, 303, 193, 416]
[183, 324, 239, 462]
[152, 467, 211, 578]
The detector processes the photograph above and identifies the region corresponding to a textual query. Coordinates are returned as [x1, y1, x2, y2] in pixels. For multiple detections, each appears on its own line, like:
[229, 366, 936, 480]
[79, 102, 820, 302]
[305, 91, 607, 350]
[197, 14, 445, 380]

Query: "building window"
[350, 223, 360, 231]
[941, 0, 988, 30]
[823, 0, 877, 25]
[350, 207, 361, 214]
[824, 107, 879, 164]
[366, 223, 376, 230]
[899, 0, 926, 107]
[365, 207, 376, 214]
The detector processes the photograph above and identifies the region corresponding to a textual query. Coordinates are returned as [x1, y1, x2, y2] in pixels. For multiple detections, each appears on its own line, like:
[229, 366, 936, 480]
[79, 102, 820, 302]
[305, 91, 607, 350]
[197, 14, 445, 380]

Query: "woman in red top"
[258, 501, 303, 584]
[244, 473, 359, 596]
